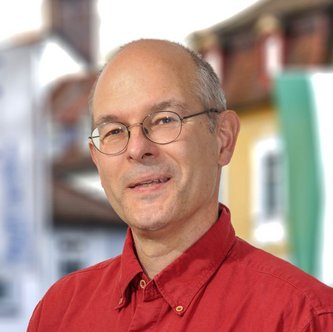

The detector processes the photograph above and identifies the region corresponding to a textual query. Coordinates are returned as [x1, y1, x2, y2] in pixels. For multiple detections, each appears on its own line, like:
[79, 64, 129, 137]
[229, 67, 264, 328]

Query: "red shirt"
[28, 205, 333, 331]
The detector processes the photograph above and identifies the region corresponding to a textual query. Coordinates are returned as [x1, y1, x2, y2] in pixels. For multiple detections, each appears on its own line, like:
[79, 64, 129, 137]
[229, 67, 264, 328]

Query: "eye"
[150, 112, 180, 127]
[157, 116, 174, 125]
[100, 124, 126, 141]
[106, 128, 123, 136]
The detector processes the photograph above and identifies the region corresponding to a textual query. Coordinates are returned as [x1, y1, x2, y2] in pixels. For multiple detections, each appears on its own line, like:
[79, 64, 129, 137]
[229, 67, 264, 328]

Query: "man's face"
[90, 42, 233, 237]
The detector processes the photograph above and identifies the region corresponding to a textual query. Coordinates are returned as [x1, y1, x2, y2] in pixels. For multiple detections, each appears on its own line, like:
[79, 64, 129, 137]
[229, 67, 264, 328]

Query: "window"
[251, 136, 286, 244]
[57, 236, 85, 277]
[204, 48, 224, 83]
[59, 259, 83, 276]
[263, 34, 283, 79]
[0, 275, 19, 316]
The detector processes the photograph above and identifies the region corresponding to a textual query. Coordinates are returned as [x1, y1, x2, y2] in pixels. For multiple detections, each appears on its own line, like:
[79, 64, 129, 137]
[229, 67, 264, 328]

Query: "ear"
[89, 140, 100, 171]
[216, 110, 240, 166]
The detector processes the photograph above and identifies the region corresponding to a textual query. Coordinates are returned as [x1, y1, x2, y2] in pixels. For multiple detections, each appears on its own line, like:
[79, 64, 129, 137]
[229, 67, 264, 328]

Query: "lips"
[128, 176, 170, 189]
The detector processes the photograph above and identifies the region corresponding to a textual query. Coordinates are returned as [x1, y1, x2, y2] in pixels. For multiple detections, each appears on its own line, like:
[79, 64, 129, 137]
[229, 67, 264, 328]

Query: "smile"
[128, 176, 170, 189]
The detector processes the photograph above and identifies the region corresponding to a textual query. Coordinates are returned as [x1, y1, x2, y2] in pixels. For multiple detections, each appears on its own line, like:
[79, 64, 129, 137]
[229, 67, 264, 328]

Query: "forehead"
[94, 99, 188, 127]
[92, 41, 200, 125]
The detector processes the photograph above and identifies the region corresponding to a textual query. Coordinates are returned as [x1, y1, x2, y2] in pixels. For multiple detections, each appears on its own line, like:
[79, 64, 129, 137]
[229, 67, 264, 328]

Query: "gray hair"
[182, 45, 227, 130]
[186, 48, 226, 110]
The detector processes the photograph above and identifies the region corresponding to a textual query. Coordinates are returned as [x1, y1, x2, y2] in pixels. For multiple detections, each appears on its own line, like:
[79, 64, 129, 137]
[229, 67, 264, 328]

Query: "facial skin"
[89, 40, 239, 263]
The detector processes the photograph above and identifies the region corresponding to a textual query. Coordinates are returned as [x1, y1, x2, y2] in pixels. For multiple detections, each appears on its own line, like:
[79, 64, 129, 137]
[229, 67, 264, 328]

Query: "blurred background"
[1, 0, 333, 330]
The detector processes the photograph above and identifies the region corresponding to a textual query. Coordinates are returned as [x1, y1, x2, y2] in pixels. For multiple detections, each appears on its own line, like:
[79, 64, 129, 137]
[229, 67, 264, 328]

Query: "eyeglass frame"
[89, 108, 221, 156]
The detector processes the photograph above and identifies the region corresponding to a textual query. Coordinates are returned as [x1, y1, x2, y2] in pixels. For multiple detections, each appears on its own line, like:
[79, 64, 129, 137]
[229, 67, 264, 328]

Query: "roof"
[53, 179, 124, 227]
[189, 0, 333, 108]
[195, 0, 333, 37]
[50, 72, 97, 125]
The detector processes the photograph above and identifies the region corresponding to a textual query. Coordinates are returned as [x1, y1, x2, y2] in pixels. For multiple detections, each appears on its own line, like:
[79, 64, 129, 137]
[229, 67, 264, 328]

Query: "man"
[28, 39, 333, 331]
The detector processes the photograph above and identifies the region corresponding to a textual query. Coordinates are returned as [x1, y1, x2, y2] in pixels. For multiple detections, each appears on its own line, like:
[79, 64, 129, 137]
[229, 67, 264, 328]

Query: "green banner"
[274, 72, 322, 277]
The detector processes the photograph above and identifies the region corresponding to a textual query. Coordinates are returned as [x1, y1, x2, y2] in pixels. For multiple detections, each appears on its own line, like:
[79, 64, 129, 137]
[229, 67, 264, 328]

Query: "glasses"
[89, 108, 220, 155]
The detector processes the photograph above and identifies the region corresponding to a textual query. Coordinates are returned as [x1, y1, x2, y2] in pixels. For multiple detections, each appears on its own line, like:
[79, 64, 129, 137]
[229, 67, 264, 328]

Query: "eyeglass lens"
[91, 111, 182, 155]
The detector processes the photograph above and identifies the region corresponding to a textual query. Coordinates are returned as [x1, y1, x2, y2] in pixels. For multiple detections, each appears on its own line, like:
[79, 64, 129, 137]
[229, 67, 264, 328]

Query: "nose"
[127, 122, 144, 132]
[127, 122, 151, 143]
[126, 123, 157, 161]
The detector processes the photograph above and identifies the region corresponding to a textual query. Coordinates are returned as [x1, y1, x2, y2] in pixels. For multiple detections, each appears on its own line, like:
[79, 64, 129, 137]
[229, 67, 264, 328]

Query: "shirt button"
[139, 279, 147, 289]
[175, 305, 184, 313]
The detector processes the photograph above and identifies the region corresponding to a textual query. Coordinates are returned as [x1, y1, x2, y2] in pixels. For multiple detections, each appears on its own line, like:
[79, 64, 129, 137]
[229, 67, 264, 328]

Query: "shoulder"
[61, 254, 121, 279]
[45, 255, 122, 299]
[220, 237, 333, 330]
[229, 237, 333, 310]
[206, 237, 333, 331]
[27, 256, 123, 330]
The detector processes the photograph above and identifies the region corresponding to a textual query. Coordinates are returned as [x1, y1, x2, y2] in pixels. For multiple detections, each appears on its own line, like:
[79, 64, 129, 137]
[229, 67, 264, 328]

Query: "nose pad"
[127, 122, 147, 142]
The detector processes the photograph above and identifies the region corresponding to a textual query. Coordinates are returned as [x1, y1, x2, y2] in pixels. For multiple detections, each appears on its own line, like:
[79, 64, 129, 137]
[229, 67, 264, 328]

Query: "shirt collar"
[116, 204, 236, 314]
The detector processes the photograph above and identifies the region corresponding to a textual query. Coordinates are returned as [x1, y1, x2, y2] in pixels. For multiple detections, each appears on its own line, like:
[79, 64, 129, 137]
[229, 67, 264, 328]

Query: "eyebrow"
[94, 99, 188, 127]
[150, 99, 187, 113]
[94, 114, 119, 128]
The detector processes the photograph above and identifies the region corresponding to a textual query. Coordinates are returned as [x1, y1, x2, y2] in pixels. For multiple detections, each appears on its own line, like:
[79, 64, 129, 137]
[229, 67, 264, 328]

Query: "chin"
[128, 214, 172, 234]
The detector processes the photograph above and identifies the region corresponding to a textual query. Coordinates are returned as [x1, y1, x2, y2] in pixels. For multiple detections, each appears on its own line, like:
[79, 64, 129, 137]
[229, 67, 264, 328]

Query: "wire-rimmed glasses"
[89, 108, 220, 156]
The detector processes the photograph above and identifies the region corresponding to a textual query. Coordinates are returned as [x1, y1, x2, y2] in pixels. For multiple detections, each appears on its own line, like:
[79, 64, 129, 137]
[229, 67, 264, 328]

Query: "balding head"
[90, 39, 226, 128]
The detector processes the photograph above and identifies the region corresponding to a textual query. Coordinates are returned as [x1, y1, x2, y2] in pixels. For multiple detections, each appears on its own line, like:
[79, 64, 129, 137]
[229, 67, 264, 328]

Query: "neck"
[131, 204, 219, 279]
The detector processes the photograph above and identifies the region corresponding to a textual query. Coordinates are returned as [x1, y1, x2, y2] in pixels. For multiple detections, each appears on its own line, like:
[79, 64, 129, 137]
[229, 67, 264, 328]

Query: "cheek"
[186, 133, 219, 164]
[187, 138, 220, 183]
[96, 159, 118, 195]
[173, 145, 205, 186]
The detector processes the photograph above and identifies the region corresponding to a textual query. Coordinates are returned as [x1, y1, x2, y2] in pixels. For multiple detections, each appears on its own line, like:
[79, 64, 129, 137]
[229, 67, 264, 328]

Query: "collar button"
[175, 305, 184, 313]
[139, 279, 147, 289]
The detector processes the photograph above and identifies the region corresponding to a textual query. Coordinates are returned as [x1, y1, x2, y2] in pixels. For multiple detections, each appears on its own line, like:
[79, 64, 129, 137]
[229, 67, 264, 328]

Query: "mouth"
[128, 176, 171, 189]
